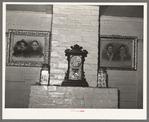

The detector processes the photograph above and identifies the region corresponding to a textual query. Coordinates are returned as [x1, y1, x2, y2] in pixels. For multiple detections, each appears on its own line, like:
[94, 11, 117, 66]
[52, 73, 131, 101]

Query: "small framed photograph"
[99, 35, 138, 70]
[6, 29, 50, 67]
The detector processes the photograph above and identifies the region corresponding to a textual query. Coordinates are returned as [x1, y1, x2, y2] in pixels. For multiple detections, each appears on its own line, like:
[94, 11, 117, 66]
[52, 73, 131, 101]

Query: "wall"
[5, 5, 100, 108]
[100, 16, 143, 108]
[50, 5, 99, 86]
[5, 10, 52, 108]
[5, 6, 143, 109]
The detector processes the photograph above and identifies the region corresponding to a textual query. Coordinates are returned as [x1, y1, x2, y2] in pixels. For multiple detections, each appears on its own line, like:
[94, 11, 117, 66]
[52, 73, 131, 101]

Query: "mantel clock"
[62, 44, 89, 87]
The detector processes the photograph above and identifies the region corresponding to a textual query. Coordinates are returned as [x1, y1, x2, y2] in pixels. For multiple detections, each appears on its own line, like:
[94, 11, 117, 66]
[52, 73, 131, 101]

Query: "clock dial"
[70, 55, 82, 67]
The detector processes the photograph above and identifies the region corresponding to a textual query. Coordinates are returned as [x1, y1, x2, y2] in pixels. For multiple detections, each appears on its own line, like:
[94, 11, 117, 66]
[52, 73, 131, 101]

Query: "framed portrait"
[99, 35, 138, 70]
[6, 29, 50, 67]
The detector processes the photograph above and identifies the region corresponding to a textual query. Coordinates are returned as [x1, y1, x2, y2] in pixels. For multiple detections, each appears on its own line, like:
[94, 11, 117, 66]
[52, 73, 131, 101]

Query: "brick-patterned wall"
[5, 11, 52, 108]
[50, 5, 99, 87]
[100, 16, 143, 108]
[29, 85, 118, 108]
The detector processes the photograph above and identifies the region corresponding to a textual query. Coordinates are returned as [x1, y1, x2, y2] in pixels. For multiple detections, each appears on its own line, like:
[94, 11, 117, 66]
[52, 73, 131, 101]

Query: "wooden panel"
[6, 5, 53, 14]
[6, 11, 52, 31]
[120, 101, 138, 108]
[100, 16, 143, 39]
[101, 6, 143, 18]
[117, 85, 137, 93]
[119, 93, 138, 102]
[5, 81, 26, 90]
[5, 99, 24, 108]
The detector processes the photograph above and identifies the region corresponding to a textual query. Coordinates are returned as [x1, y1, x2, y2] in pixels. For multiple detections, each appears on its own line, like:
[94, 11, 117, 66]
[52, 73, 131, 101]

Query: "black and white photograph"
[2, 2, 147, 120]
[100, 35, 138, 70]
[6, 29, 50, 66]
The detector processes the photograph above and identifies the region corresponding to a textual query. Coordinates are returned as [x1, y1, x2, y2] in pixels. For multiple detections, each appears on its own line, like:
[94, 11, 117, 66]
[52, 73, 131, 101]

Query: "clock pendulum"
[61, 44, 89, 87]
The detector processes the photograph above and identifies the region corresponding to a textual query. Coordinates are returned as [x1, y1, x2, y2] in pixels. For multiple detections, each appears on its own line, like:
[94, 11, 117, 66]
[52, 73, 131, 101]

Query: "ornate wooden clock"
[62, 44, 89, 87]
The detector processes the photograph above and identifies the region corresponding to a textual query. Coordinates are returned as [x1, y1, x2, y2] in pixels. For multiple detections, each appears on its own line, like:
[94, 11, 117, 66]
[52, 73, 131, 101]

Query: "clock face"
[69, 55, 82, 80]
[70, 55, 82, 67]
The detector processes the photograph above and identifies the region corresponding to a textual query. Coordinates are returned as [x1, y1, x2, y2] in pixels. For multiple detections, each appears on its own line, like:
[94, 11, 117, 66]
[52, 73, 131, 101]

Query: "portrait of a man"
[102, 44, 116, 61]
[13, 39, 28, 58]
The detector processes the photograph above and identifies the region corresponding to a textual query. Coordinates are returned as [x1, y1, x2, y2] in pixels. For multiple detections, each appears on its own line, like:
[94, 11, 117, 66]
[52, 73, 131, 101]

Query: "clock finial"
[65, 44, 88, 57]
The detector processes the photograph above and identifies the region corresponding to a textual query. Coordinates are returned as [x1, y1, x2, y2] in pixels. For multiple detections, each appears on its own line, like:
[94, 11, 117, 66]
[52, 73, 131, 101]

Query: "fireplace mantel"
[29, 85, 118, 108]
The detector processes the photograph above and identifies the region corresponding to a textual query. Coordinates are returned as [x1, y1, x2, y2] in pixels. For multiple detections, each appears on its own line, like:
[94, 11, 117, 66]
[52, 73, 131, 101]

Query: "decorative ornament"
[40, 64, 50, 85]
[97, 68, 107, 87]
[61, 44, 89, 87]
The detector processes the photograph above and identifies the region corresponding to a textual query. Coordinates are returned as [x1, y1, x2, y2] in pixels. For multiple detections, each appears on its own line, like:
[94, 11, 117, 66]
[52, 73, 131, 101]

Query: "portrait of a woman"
[116, 45, 131, 61]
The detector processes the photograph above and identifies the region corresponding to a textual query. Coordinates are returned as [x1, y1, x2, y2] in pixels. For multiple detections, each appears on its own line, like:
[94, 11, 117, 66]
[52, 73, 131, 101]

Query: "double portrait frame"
[6, 29, 50, 67]
[99, 35, 138, 70]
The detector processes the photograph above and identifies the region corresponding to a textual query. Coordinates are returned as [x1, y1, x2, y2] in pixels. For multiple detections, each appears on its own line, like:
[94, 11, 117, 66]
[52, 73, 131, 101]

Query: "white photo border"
[2, 2, 147, 120]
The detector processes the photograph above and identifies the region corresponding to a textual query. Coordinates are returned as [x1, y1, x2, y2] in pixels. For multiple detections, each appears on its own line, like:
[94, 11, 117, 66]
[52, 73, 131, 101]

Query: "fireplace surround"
[29, 85, 118, 108]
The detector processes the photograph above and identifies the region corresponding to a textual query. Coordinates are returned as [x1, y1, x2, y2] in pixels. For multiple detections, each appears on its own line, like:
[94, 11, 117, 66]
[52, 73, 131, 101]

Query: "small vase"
[97, 68, 107, 87]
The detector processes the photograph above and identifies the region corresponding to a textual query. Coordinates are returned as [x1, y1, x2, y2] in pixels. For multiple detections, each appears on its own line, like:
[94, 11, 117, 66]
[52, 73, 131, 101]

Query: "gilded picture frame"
[99, 35, 138, 70]
[6, 29, 50, 67]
